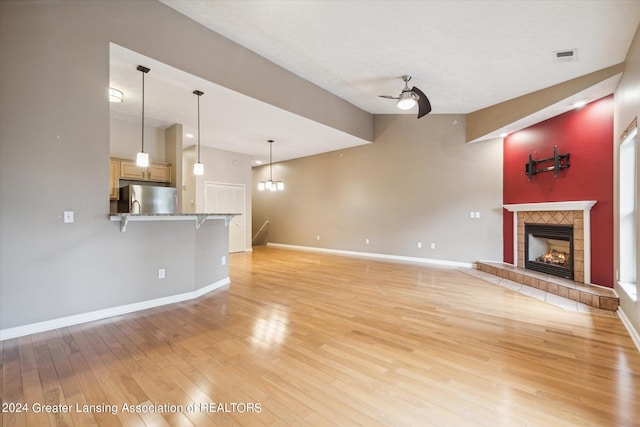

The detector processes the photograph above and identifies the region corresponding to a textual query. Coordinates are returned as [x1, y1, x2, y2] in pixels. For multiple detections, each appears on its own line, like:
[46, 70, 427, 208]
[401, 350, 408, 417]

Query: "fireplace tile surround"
[522, 212, 580, 281]
[504, 201, 596, 284]
[476, 201, 619, 311]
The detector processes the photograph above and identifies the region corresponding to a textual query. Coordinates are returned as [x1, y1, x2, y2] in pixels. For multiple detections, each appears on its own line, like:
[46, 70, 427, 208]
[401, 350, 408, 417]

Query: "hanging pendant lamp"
[258, 139, 284, 191]
[136, 65, 150, 167]
[192, 90, 204, 176]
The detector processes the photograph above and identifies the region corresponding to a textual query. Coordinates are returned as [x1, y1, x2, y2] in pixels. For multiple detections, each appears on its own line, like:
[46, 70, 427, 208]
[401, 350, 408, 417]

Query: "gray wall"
[253, 114, 504, 264]
[0, 0, 369, 331]
[614, 23, 640, 338]
[110, 118, 167, 161]
[183, 145, 254, 250]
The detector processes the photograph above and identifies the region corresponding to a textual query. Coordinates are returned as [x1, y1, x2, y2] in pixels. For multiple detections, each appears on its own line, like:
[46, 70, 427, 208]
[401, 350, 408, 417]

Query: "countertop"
[109, 213, 239, 232]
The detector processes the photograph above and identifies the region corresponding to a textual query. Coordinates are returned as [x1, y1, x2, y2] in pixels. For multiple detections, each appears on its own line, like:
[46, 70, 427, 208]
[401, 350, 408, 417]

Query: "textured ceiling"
[111, 1, 640, 164]
[159, 0, 640, 114]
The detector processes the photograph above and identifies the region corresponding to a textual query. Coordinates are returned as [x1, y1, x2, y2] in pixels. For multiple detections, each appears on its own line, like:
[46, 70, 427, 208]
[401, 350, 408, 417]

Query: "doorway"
[205, 182, 246, 253]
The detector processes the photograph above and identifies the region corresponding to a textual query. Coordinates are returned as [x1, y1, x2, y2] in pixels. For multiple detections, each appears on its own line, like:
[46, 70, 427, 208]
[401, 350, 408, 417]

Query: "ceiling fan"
[379, 75, 432, 118]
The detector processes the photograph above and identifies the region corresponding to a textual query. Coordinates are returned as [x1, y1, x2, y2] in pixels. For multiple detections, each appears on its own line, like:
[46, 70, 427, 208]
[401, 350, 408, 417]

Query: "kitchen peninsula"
[110, 212, 238, 232]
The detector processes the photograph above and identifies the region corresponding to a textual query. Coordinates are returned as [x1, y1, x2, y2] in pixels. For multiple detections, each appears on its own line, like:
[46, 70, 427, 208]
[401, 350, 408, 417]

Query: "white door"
[227, 185, 245, 253]
[205, 182, 246, 253]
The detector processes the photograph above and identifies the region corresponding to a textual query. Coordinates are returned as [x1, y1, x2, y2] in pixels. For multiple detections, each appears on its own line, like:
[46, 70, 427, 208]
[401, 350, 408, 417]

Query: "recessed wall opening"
[525, 223, 574, 279]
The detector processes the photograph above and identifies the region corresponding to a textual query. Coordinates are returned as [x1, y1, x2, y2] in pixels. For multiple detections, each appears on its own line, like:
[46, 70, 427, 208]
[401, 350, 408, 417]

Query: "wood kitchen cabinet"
[119, 160, 146, 180]
[117, 159, 172, 182]
[109, 157, 172, 200]
[109, 159, 120, 200]
[147, 163, 172, 182]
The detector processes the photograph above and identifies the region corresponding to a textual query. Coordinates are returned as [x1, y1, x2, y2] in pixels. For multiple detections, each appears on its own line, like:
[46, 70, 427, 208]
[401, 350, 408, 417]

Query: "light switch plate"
[63, 211, 74, 223]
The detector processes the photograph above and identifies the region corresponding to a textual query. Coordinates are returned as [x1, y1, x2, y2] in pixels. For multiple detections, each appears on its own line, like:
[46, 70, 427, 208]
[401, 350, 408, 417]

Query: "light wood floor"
[2, 246, 639, 426]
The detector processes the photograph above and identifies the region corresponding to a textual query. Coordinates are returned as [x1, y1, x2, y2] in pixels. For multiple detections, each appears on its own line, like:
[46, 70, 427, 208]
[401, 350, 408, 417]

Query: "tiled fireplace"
[503, 201, 596, 284]
[476, 200, 618, 312]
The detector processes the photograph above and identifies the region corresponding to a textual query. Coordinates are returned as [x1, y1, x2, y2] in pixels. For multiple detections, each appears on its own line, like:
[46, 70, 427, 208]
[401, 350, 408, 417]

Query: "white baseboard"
[618, 308, 640, 353]
[267, 243, 474, 268]
[0, 278, 230, 341]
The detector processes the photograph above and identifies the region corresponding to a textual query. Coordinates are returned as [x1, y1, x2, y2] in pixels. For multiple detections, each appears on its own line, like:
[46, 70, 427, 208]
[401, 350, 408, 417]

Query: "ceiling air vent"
[554, 49, 578, 63]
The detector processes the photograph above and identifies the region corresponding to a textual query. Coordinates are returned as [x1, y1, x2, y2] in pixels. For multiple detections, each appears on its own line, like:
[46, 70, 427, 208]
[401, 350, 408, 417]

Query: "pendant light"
[136, 65, 150, 167]
[192, 90, 205, 175]
[258, 139, 284, 191]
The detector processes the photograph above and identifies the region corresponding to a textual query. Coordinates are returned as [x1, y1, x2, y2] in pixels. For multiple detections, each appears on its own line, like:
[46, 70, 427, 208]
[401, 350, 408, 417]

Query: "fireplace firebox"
[524, 223, 574, 279]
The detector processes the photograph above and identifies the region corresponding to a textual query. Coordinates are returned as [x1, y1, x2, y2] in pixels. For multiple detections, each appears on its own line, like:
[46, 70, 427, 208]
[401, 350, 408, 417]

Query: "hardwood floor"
[2, 246, 639, 426]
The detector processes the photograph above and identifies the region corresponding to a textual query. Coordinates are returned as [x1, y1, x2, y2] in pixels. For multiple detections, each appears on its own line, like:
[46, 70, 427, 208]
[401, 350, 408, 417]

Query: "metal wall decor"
[525, 146, 570, 180]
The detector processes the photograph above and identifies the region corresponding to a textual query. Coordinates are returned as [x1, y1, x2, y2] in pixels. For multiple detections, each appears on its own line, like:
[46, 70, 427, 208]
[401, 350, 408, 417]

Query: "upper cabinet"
[110, 157, 172, 200]
[147, 163, 172, 182]
[119, 159, 147, 181]
[119, 159, 171, 182]
[109, 159, 120, 200]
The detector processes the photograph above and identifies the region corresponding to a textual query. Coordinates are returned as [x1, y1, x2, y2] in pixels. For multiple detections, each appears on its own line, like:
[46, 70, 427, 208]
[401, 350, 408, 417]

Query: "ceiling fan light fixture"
[397, 95, 416, 110]
[379, 75, 431, 118]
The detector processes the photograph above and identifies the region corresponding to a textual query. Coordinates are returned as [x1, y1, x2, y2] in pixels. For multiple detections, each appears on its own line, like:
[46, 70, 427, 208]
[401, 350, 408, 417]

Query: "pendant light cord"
[269, 140, 273, 181]
[197, 94, 201, 163]
[137, 65, 150, 154]
[141, 70, 145, 153]
[193, 90, 204, 163]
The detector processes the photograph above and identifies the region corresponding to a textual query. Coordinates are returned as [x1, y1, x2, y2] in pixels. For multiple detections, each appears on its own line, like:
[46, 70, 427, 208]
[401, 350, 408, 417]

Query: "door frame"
[204, 181, 247, 252]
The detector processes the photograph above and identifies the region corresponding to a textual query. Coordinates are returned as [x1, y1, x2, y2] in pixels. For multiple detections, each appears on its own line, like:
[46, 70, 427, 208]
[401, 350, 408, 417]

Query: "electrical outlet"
[475, 211, 481, 218]
[158, 268, 165, 279]
[430, 243, 436, 249]
[63, 211, 74, 223]
[365, 238, 370, 245]
[316, 235, 320, 241]
[470, 211, 475, 219]
[221, 256, 226, 265]
[417, 242, 422, 248]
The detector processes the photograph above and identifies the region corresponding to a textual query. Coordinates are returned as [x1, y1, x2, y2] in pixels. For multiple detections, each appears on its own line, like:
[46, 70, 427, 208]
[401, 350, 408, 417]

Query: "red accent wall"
[503, 95, 614, 287]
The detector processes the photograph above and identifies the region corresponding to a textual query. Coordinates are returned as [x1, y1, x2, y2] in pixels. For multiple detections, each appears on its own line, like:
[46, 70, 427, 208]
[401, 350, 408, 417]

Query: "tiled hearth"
[469, 200, 619, 314]
[475, 261, 618, 312]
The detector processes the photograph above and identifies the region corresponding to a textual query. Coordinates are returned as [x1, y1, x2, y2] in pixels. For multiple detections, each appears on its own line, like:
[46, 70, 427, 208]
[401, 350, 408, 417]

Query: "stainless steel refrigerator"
[118, 185, 177, 214]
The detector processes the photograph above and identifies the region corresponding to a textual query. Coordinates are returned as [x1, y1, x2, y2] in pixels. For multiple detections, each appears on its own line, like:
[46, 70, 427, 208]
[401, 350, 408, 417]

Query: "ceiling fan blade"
[379, 95, 399, 100]
[411, 86, 432, 118]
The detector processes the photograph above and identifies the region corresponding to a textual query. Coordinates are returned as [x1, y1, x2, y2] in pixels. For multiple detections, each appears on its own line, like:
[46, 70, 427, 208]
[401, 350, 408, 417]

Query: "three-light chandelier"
[258, 139, 284, 191]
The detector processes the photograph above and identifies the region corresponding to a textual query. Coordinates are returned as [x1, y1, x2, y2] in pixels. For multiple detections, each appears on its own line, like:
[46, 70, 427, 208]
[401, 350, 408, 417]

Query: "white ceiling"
[110, 0, 640, 163]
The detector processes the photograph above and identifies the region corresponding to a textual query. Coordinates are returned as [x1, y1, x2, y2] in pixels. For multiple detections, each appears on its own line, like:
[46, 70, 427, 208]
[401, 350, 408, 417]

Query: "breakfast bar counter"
[109, 213, 238, 232]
